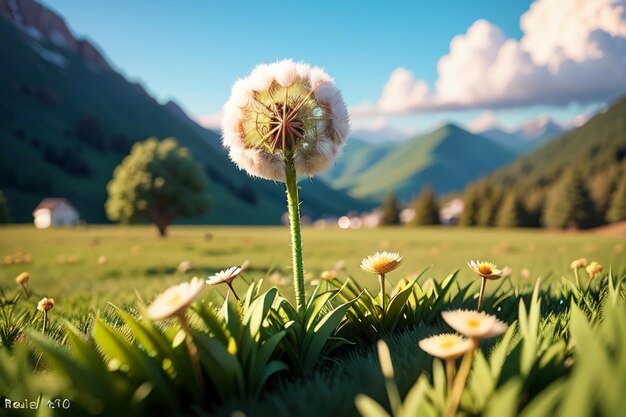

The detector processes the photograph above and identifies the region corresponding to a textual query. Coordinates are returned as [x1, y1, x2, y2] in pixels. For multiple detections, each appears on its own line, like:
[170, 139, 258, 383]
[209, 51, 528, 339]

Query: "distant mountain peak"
[0, 0, 110, 69]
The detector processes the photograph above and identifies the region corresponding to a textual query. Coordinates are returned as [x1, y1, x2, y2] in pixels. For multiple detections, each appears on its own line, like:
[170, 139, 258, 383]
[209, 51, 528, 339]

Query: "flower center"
[467, 318, 481, 328]
[478, 265, 493, 275]
[439, 339, 456, 349]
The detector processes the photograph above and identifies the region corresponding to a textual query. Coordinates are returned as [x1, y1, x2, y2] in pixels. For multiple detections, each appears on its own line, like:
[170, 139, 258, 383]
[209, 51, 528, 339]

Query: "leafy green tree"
[379, 192, 400, 226]
[542, 170, 600, 229]
[0, 190, 10, 224]
[106, 138, 211, 237]
[496, 192, 527, 228]
[410, 186, 440, 226]
[607, 174, 626, 222]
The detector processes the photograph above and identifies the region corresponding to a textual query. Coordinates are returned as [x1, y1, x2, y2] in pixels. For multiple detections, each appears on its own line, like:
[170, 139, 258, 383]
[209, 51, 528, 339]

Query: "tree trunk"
[150, 211, 172, 238]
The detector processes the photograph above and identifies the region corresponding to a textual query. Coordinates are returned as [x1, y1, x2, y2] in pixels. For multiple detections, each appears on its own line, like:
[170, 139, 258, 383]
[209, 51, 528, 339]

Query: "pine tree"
[476, 184, 503, 227]
[607, 174, 626, 222]
[496, 192, 526, 228]
[379, 192, 400, 226]
[459, 185, 479, 226]
[542, 171, 600, 229]
[411, 186, 440, 226]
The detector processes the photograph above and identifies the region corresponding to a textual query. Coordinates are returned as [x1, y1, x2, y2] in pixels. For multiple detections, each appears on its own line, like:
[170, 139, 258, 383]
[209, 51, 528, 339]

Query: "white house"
[33, 198, 80, 228]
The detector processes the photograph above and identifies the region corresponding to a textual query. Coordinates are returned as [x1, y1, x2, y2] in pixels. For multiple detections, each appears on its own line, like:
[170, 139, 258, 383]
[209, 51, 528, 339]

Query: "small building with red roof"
[33, 198, 80, 228]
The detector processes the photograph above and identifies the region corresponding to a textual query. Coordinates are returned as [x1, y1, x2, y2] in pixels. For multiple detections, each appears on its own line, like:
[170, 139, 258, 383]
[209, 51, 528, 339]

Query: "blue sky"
[41, 0, 619, 136]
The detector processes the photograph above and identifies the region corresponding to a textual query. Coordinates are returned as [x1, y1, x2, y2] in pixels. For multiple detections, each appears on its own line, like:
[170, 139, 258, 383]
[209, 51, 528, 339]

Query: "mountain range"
[322, 125, 517, 201]
[478, 116, 567, 153]
[0, 0, 369, 224]
[1, 0, 617, 225]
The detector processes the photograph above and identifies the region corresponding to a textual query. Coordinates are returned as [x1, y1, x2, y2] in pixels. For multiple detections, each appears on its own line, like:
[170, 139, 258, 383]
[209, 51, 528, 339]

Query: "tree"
[476, 183, 503, 227]
[0, 190, 10, 224]
[607, 174, 626, 222]
[542, 170, 600, 229]
[496, 192, 527, 228]
[379, 192, 400, 226]
[459, 185, 479, 226]
[106, 137, 211, 237]
[411, 186, 440, 226]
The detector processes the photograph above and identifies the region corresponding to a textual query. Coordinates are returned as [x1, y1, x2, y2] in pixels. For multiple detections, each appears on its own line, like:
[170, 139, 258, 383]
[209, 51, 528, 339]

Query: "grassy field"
[1, 224, 625, 417]
[0, 224, 624, 311]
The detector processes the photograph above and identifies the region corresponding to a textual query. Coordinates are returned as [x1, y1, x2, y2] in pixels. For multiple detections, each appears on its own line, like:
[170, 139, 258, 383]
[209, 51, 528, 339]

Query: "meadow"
[0, 225, 625, 417]
[1, 225, 624, 308]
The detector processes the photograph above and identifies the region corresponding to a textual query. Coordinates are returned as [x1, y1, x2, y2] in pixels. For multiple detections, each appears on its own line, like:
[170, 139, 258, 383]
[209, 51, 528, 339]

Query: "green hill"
[481, 96, 626, 190]
[0, 14, 368, 224]
[326, 124, 516, 201]
[463, 96, 626, 228]
[321, 138, 395, 182]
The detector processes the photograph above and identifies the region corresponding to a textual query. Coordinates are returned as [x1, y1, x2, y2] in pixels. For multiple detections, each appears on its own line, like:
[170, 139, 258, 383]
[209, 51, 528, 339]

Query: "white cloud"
[468, 110, 499, 133]
[351, 0, 626, 118]
[377, 68, 430, 113]
[196, 111, 223, 130]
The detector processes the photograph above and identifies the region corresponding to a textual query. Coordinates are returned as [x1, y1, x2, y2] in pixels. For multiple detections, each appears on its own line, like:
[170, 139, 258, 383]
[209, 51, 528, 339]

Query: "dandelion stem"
[227, 283, 241, 301]
[284, 153, 306, 312]
[445, 346, 475, 417]
[379, 273, 386, 321]
[477, 277, 487, 311]
[42, 311, 47, 334]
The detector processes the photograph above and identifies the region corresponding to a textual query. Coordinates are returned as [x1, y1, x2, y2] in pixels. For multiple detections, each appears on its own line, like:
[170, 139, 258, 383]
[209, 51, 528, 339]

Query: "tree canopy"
[106, 137, 211, 236]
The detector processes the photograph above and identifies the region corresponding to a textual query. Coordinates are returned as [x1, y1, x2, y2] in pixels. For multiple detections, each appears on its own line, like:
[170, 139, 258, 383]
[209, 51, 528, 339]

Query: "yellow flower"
[585, 261, 603, 278]
[15, 272, 30, 285]
[206, 267, 242, 285]
[418, 333, 475, 360]
[360, 252, 403, 275]
[97, 255, 108, 265]
[467, 260, 503, 280]
[442, 310, 508, 339]
[321, 270, 337, 281]
[146, 278, 204, 320]
[570, 258, 588, 270]
[37, 297, 54, 312]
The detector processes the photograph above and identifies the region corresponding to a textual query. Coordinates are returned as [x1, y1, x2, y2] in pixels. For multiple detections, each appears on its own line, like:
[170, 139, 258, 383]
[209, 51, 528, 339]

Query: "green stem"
[42, 311, 47, 334]
[379, 273, 386, 322]
[285, 155, 306, 311]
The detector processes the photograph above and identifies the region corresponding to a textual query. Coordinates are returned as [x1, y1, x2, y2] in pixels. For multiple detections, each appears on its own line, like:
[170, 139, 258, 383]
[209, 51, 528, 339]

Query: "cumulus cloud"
[352, 0, 626, 117]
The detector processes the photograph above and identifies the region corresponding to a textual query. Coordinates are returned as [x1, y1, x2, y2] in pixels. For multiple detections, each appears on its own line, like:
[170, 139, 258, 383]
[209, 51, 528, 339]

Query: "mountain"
[325, 124, 517, 201]
[321, 138, 395, 183]
[479, 96, 626, 190]
[0, 0, 369, 224]
[479, 116, 566, 153]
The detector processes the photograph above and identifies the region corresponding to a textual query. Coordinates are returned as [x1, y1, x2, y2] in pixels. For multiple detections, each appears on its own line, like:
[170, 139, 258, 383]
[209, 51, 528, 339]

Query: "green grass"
[0, 225, 624, 311]
[1, 225, 624, 417]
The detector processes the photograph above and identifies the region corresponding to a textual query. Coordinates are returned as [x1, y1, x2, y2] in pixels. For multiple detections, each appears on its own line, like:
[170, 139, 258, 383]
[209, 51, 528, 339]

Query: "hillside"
[0, 4, 368, 224]
[326, 124, 516, 201]
[321, 138, 394, 183]
[482, 96, 626, 189]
